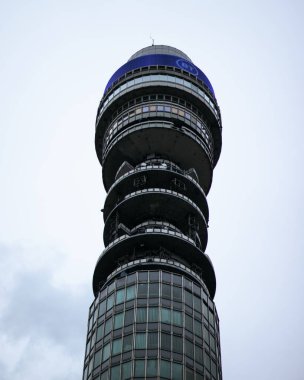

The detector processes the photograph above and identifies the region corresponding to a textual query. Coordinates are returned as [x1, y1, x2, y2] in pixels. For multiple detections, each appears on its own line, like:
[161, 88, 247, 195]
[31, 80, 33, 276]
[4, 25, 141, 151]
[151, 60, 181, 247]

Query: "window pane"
[185, 340, 194, 357]
[148, 307, 159, 322]
[100, 370, 108, 380]
[172, 362, 183, 379]
[136, 308, 147, 323]
[160, 360, 171, 378]
[110, 365, 120, 379]
[172, 335, 182, 354]
[147, 359, 157, 376]
[112, 338, 122, 355]
[124, 309, 134, 326]
[99, 300, 106, 316]
[185, 315, 193, 332]
[105, 318, 112, 335]
[162, 283, 171, 298]
[186, 367, 194, 380]
[107, 294, 114, 310]
[116, 289, 125, 304]
[126, 285, 135, 300]
[93, 349, 101, 368]
[114, 313, 123, 329]
[121, 361, 131, 380]
[138, 283, 148, 297]
[149, 283, 159, 297]
[148, 332, 158, 349]
[149, 271, 159, 281]
[172, 310, 182, 326]
[161, 308, 171, 323]
[173, 287, 182, 301]
[194, 319, 202, 336]
[185, 291, 193, 307]
[96, 325, 103, 341]
[193, 295, 201, 311]
[102, 343, 110, 361]
[161, 333, 171, 351]
[135, 360, 145, 377]
[123, 335, 133, 352]
[195, 346, 203, 363]
[135, 332, 146, 349]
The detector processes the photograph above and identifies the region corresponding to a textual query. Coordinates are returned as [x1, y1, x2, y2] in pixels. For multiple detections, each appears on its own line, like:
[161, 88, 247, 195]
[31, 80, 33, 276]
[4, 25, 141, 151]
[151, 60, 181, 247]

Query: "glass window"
[110, 365, 120, 379]
[193, 295, 201, 312]
[124, 309, 134, 325]
[143, 106, 149, 112]
[157, 105, 164, 111]
[123, 335, 132, 352]
[172, 335, 183, 354]
[147, 359, 158, 376]
[93, 349, 101, 368]
[138, 283, 148, 297]
[185, 340, 194, 358]
[186, 368, 194, 380]
[149, 271, 159, 281]
[135, 332, 146, 349]
[102, 342, 110, 361]
[178, 110, 185, 117]
[122, 361, 131, 380]
[148, 332, 158, 349]
[172, 107, 178, 114]
[185, 291, 193, 307]
[135, 107, 141, 114]
[173, 287, 182, 301]
[211, 360, 217, 376]
[162, 283, 171, 298]
[150, 105, 157, 111]
[116, 289, 124, 304]
[99, 300, 106, 316]
[126, 285, 135, 300]
[204, 352, 211, 370]
[185, 315, 193, 332]
[210, 335, 216, 351]
[114, 313, 124, 329]
[107, 294, 114, 310]
[162, 272, 171, 283]
[136, 307, 147, 323]
[96, 324, 103, 341]
[194, 319, 202, 336]
[100, 369, 108, 380]
[148, 307, 158, 322]
[105, 317, 112, 335]
[161, 308, 171, 324]
[172, 362, 183, 379]
[172, 310, 182, 326]
[161, 333, 171, 351]
[164, 106, 171, 112]
[149, 283, 159, 297]
[173, 274, 182, 285]
[135, 360, 145, 377]
[160, 360, 171, 378]
[112, 338, 122, 355]
[195, 346, 203, 363]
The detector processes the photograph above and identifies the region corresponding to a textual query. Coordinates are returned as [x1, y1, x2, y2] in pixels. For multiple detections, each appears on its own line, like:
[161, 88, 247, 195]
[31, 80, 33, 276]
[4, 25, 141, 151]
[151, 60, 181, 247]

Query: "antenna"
[150, 35, 155, 46]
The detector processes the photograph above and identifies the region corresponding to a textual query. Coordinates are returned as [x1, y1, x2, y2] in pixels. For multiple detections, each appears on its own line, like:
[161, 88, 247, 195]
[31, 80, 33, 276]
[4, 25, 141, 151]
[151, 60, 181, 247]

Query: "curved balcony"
[93, 230, 216, 299]
[102, 101, 213, 155]
[103, 188, 208, 249]
[101, 121, 213, 193]
[103, 164, 209, 222]
[95, 74, 222, 165]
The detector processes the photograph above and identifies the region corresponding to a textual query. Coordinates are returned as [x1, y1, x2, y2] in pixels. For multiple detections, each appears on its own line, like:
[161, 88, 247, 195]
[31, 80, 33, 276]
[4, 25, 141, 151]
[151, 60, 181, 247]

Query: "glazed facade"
[83, 45, 223, 379]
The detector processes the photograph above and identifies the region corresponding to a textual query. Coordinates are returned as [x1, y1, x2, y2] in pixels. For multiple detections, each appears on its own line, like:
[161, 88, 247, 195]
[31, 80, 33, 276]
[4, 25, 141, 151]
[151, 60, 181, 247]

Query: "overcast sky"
[0, 1, 303, 379]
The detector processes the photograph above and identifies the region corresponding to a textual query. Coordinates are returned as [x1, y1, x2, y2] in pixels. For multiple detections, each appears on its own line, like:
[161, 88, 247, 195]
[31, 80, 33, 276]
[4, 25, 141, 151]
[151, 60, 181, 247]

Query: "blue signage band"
[104, 54, 215, 98]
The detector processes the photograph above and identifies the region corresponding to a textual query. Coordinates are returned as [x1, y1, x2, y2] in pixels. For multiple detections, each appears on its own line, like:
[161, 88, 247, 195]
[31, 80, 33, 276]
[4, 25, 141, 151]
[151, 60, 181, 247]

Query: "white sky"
[0, 1, 303, 379]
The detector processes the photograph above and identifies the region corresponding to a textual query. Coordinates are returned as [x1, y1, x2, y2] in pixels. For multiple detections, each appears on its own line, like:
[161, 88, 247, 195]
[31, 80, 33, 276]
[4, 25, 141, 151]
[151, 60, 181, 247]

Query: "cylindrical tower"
[83, 45, 223, 380]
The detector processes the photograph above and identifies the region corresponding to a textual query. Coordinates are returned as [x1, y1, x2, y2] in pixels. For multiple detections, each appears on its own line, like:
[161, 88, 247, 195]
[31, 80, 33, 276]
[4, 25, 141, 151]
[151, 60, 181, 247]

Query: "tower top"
[128, 45, 192, 62]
